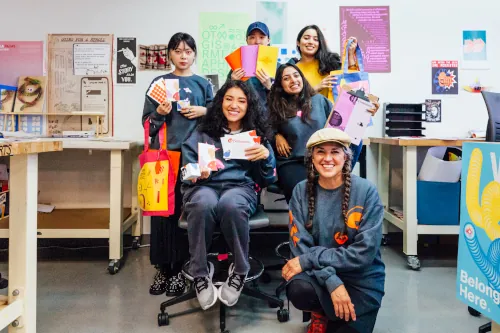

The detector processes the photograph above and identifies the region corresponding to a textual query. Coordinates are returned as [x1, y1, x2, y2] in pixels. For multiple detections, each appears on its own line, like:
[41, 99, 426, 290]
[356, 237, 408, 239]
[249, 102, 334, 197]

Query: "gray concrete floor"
[0, 243, 491, 333]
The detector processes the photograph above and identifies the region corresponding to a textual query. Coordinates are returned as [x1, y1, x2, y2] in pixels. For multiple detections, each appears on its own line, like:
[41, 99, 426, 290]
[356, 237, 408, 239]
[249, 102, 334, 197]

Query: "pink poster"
[339, 6, 391, 73]
[0, 41, 44, 86]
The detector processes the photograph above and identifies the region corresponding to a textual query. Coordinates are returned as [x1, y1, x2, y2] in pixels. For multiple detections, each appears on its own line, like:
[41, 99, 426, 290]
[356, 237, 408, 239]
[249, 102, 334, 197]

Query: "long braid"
[341, 147, 353, 235]
[305, 150, 317, 229]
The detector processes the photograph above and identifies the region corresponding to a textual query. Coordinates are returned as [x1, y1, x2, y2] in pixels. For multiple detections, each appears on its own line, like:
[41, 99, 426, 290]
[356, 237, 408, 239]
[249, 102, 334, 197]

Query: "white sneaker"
[218, 263, 247, 307]
[193, 262, 217, 310]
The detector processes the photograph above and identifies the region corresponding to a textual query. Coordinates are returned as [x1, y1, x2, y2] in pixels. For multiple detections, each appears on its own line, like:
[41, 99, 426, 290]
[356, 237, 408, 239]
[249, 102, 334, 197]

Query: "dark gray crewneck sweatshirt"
[289, 175, 385, 312]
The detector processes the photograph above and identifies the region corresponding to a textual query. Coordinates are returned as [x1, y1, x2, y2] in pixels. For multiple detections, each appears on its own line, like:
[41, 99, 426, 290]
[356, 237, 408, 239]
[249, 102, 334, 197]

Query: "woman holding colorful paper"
[142, 32, 213, 297]
[180, 80, 276, 310]
[268, 64, 376, 203]
[290, 25, 358, 102]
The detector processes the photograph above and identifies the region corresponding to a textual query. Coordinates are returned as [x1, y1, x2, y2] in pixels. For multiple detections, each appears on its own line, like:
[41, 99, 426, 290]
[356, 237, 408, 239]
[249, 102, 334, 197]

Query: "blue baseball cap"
[246, 22, 270, 37]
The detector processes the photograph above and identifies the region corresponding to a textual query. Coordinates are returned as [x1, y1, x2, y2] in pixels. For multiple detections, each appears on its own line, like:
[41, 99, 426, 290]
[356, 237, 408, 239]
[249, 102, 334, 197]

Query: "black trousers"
[149, 166, 188, 268]
[286, 279, 378, 333]
[277, 161, 307, 204]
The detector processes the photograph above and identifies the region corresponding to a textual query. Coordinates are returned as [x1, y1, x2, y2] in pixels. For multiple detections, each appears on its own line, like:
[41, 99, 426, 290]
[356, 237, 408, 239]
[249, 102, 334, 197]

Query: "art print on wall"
[116, 37, 137, 84]
[462, 30, 488, 70]
[425, 99, 441, 123]
[138, 44, 171, 71]
[432, 60, 459, 95]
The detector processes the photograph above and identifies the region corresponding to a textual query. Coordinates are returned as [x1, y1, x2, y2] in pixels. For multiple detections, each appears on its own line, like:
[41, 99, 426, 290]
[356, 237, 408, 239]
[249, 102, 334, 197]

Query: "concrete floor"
[0, 242, 491, 333]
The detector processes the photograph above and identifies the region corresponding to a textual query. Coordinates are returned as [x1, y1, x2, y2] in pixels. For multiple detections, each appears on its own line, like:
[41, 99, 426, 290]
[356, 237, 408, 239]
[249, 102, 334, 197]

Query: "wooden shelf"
[0, 208, 132, 238]
[0, 111, 105, 116]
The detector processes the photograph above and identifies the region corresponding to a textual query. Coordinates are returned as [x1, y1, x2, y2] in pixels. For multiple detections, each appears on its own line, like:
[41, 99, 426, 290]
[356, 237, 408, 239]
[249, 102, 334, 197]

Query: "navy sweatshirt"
[289, 176, 385, 311]
[181, 128, 277, 192]
[142, 73, 214, 151]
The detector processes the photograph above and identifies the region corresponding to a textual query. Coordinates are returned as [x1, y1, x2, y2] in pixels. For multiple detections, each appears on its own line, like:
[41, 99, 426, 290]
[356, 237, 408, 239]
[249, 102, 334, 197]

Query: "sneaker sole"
[201, 283, 219, 310]
[217, 285, 239, 307]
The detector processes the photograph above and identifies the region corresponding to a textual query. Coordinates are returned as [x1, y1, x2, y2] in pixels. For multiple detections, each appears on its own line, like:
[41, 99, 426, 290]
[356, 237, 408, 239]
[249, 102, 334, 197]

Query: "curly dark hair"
[268, 63, 316, 127]
[296, 25, 341, 76]
[305, 145, 353, 236]
[198, 80, 272, 141]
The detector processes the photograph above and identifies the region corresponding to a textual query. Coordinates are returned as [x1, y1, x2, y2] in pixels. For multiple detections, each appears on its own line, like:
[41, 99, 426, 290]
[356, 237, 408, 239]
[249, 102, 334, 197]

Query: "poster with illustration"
[256, 1, 287, 44]
[13, 76, 47, 113]
[432, 60, 459, 95]
[425, 99, 441, 123]
[456, 142, 500, 322]
[276, 45, 298, 65]
[116, 37, 137, 84]
[462, 30, 488, 70]
[138, 44, 171, 71]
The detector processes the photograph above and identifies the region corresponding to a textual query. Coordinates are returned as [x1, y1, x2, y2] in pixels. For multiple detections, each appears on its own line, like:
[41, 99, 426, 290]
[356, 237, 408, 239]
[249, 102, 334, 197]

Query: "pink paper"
[327, 90, 356, 131]
[0, 41, 44, 86]
[241, 45, 258, 77]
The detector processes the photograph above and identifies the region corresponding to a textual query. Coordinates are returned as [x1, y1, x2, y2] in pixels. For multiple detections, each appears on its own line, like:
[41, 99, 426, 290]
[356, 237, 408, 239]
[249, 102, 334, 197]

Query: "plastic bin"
[417, 180, 460, 225]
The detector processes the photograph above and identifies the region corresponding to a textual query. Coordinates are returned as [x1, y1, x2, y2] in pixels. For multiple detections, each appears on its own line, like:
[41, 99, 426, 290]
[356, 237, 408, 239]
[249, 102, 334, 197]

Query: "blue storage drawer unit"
[417, 180, 460, 225]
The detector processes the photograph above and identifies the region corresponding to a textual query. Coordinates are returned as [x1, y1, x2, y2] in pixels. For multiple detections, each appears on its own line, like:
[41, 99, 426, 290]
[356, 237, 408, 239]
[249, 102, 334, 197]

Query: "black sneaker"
[149, 268, 167, 295]
[165, 272, 186, 297]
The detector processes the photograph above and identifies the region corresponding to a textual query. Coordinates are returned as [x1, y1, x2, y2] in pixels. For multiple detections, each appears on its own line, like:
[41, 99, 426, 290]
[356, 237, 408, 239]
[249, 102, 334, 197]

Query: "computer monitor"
[481, 91, 500, 142]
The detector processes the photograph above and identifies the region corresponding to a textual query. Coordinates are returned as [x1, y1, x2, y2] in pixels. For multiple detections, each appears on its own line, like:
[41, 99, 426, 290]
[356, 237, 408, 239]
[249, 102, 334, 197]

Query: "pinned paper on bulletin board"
[456, 142, 500, 322]
[47, 34, 114, 137]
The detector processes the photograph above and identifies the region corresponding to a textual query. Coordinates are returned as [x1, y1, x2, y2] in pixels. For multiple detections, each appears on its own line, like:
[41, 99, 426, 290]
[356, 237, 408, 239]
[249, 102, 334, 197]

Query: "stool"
[158, 205, 290, 333]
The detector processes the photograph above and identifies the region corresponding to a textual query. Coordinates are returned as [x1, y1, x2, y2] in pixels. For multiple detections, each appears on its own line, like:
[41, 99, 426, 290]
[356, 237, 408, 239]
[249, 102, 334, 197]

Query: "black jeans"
[277, 161, 307, 204]
[286, 279, 378, 333]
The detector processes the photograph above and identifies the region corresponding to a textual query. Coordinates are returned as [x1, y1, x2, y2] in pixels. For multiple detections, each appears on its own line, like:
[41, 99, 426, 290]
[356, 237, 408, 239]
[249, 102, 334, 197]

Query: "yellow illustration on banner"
[466, 148, 500, 240]
[138, 160, 170, 212]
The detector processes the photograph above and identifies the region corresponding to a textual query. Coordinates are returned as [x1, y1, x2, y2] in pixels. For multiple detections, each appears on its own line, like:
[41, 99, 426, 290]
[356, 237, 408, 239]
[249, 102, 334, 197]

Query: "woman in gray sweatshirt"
[268, 63, 367, 204]
[181, 80, 276, 311]
[282, 128, 385, 333]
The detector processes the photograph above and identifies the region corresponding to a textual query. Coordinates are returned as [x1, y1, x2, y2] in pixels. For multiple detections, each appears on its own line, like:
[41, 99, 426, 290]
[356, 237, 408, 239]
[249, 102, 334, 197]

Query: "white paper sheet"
[73, 43, 111, 75]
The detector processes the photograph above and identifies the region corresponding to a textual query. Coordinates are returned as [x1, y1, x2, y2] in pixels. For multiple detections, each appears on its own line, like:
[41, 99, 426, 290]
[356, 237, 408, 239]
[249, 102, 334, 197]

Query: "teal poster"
[457, 142, 500, 321]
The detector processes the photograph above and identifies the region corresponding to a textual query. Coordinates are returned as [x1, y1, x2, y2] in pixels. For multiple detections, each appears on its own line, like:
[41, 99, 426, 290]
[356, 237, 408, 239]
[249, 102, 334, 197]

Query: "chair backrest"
[482, 91, 500, 142]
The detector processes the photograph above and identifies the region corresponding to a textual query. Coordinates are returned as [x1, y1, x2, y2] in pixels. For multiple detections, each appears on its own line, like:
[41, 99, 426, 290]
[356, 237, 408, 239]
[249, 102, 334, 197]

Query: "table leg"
[131, 149, 142, 246]
[377, 144, 390, 243]
[9, 154, 38, 333]
[359, 145, 367, 179]
[403, 146, 420, 270]
[109, 150, 124, 274]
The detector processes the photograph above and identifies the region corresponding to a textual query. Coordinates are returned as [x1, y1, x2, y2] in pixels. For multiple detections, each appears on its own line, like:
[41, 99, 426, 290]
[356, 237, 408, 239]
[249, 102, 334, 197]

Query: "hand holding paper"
[245, 144, 270, 161]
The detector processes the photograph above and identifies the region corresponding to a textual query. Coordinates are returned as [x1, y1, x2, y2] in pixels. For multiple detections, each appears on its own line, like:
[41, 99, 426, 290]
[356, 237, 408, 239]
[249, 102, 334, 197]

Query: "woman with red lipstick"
[142, 32, 213, 297]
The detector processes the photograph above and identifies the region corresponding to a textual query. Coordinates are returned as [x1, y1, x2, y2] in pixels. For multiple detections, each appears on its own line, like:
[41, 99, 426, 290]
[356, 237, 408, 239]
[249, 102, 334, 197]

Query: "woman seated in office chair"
[181, 80, 276, 310]
[282, 128, 385, 333]
[268, 63, 379, 203]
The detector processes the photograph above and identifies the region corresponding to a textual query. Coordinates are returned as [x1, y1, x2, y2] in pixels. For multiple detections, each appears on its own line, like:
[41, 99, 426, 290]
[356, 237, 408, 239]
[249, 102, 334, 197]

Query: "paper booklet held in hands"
[220, 130, 261, 160]
[147, 78, 180, 104]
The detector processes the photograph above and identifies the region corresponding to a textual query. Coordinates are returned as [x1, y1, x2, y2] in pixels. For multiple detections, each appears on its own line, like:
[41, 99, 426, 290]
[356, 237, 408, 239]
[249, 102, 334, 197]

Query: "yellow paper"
[138, 160, 170, 212]
[256, 46, 279, 78]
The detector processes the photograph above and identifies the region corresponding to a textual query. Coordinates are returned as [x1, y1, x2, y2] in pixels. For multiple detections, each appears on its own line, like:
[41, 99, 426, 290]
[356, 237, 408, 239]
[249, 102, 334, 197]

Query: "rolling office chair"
[466, 91, 500, 333]
[157, 204, 290, 333]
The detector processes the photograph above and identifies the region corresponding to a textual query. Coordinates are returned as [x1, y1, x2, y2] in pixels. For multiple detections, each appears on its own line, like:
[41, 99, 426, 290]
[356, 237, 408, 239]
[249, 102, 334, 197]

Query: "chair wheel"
[132, 237, 140, 250]
[108, 260, 120, 275]
[260, 272, 272, 284]
[468, 306, 481, 317]
[277, 308, 289, 322]
[158, 312, 169, 326]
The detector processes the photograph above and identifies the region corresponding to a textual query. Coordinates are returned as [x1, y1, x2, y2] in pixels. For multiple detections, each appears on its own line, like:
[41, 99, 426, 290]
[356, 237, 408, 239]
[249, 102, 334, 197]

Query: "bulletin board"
[47, 34, 114, 136]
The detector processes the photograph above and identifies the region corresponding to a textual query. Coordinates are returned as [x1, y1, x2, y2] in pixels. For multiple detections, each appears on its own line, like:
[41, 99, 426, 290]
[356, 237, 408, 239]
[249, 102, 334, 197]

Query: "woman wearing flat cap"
[282, 128, 385, 333]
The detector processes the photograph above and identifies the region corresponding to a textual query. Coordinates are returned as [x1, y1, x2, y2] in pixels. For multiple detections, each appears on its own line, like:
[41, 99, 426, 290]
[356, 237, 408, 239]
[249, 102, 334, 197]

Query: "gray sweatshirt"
[181, 128, 277, 192]
[142, 73, 214, 151]
[273, 94, 332, 167]
[289, 175, 385, 309]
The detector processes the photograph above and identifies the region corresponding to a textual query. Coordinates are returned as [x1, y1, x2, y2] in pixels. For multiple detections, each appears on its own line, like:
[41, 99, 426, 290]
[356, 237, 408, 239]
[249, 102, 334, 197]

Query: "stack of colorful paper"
[225, 45, 279, 79]
[147, 78, 180, 104]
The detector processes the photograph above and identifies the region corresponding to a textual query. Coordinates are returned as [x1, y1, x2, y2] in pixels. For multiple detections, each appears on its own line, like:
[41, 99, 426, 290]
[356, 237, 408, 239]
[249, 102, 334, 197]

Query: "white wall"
[2, 0, 498, 233]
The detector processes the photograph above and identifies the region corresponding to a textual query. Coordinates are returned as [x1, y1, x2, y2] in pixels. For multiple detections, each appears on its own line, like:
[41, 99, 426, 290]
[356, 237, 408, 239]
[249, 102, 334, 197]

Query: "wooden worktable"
[0, 138, 62, 333]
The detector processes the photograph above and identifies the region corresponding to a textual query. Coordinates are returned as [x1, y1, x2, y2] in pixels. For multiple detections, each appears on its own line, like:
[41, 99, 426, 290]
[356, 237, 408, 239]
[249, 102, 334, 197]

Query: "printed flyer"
[432, 60, 459, 95]
[116, 37, 137, 84]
